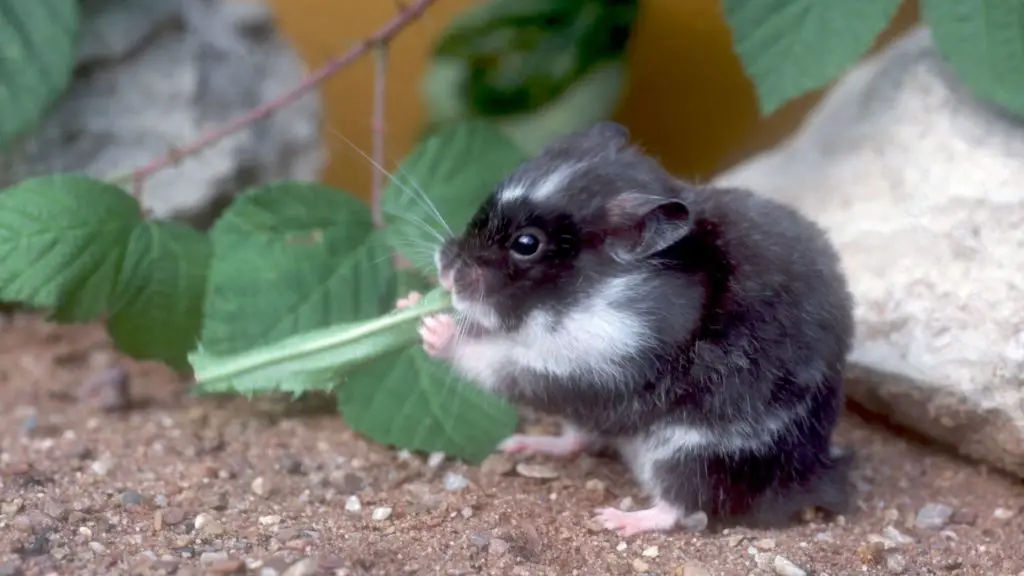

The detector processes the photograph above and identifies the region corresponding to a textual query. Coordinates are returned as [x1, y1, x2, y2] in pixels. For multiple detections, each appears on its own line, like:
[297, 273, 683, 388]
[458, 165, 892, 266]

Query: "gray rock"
[1, 0, 324, 227]
[915, 503, 954, 530]
[716, 26, 1024, 478]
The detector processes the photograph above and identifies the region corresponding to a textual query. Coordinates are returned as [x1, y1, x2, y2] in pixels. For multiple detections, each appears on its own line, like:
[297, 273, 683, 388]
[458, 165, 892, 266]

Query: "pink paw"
[593, 504, 679, 537]
[418, 314, 456, 358]
[498, 433, 588, 458]
[396, 291, 423, 310]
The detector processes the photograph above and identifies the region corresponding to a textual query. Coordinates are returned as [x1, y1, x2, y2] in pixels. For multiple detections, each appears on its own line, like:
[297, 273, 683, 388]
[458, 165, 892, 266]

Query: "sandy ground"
[2, 311, 1024, 576]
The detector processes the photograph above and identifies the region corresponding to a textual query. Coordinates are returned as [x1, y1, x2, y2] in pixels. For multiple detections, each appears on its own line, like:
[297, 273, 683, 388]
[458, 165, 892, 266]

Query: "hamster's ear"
[606, 193, 692, 261]
[586, 121, 629, 146]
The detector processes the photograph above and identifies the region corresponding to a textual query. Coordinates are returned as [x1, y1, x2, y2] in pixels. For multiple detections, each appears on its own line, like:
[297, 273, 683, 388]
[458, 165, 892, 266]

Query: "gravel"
[2, 313, 1024, 575]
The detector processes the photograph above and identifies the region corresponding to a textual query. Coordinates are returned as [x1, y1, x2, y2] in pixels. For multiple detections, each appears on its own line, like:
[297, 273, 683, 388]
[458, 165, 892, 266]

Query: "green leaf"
[200, 182, 396, 355]
[433, 0, 638, 117]
[107, 220, 211, 372]
[722, 0, 902, 115]
[190, 288, 453, 396]
[339, 347, 518, 464]
[383, 121, 527, 273]
[0, 0, 80, 149]
[0, 175, 140, 318]
[922, 0, 1024, 117]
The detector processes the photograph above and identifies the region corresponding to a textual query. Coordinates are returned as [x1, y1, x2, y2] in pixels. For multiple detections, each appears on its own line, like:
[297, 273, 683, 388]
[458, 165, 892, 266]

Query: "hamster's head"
[434, 122, 696, 332]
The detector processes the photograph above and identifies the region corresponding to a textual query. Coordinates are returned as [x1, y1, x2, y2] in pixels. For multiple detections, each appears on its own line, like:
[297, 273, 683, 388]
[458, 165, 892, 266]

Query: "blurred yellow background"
[267, 0, 919, 202]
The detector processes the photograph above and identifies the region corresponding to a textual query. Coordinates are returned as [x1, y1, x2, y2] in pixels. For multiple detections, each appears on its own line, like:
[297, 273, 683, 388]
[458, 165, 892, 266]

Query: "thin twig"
[371, 42, 388, 228]
[124, 0, 439, 200]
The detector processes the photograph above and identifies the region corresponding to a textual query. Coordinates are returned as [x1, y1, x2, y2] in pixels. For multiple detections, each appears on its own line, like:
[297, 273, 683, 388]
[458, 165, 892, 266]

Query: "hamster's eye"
[509, 227, 546, 261]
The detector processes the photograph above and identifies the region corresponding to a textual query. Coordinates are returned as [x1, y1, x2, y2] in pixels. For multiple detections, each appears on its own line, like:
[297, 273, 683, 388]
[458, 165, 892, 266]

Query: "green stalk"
[189, 288, 452, 389]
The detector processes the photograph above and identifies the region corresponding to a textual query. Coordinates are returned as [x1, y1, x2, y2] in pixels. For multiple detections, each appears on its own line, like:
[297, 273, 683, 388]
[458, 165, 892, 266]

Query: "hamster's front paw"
[395, 291, 423, 309]
[419, 314, 456, 359]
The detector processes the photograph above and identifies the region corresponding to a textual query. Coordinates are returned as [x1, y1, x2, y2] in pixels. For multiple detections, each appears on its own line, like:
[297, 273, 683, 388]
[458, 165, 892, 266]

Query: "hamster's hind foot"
[498, 431, 589, 458]
[593, 500, 680, 537]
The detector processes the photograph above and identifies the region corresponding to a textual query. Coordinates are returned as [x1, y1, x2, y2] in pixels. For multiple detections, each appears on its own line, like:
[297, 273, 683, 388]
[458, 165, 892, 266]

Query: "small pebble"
[88, 541, 107, 555]
[489, 538, 510, 556]
[641, 545, 659, 558]
[515, 463, 559, 479]
[886, 553, 908, 574]
[772, 555, 807, 576]
[584, 479, 607, 493]
[443, 472, 469, 491]
[993, 507, 1016, 520]
[79, 365, 131, 412]
[754, 538, 776, 550]
[632, 559, 650, 573]
[345, 496, 362, 513]
[281, 557, 318, 576]
[161, 507, 186, 525]
[480, 454, 515, 475]
[426, 452, 446, 468]
[915, 503, 954, 530]
[681, 562, 711, 576]
[618, 497, 636, 512]
[468, 532, 490, 548]
[882, 526, 915, 545]
[251, 476, 269, 497]
[119, 491, 143, 507]
[259, 515, 282, 526]
[371, 506, 392, 521]
[616, 542, 627, 552]
[207, 558, 245, 574]
[200, 551, 230, 567]
[90, 459, 112, 476]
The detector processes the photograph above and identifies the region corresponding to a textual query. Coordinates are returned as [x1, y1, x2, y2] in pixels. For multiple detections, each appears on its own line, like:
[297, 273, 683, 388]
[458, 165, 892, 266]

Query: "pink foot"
[593, 501, 680, 537]
[396, 291, 423, 309]
[418, 314, 456, 358]
[498, 432, 590, 458]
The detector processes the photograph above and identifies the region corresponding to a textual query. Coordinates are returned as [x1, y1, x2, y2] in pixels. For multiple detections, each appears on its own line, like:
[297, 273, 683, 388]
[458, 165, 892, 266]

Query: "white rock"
[772, 555, 807, 576]
[344, 495, 362, 513]
[0, 0, 324, 226]
[443, 472, 469, 491]
[716, 25, 1024, 478]
[371, 506, 392, 521]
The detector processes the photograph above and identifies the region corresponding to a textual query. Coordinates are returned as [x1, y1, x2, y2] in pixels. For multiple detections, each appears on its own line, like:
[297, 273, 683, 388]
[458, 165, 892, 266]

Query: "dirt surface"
[2, 312, 1024, 576]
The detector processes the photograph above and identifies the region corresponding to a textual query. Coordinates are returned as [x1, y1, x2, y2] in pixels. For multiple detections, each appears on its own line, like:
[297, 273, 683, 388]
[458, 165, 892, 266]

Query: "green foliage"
[200, 182, 395, 355]
[194, 179, 520, 463]
[433, 0, 639, 117]
[723, 0, 1024, 118]
[0, 175, 209, 370]
[0, 0, 80, 149]
[922, 0, 1024, 117]
[383, 121, 527, 273]
[722, 0, 902, 115]
[191, 288, 452, 397]
[421, 0, 635, 154]
[339, 346, 518, 465]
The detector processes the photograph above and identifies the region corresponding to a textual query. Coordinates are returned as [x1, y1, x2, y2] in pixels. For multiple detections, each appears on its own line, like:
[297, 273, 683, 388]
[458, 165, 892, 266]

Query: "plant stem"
[124, 0, 439, 199]
[371, 43, 388, 228]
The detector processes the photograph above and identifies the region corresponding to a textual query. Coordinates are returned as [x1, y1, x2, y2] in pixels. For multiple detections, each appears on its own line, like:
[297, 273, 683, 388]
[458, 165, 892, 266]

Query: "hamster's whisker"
[382, 209, 446, 243]
[326, 127, 453, 235]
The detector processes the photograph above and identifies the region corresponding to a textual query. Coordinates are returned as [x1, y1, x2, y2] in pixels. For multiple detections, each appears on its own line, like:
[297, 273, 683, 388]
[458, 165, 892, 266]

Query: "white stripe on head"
[498, 165, 581, 204]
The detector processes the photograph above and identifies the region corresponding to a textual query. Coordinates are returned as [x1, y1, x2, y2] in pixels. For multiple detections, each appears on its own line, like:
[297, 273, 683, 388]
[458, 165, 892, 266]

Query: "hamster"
[395, 121, 856, 537]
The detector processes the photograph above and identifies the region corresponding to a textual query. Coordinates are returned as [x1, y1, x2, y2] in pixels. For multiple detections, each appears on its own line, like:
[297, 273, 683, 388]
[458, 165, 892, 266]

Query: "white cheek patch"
[497, 164, 581, 204]
[509, 273, 656, 381]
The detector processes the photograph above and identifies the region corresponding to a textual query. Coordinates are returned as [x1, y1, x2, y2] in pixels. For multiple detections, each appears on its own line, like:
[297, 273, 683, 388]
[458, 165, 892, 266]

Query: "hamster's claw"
[419, 314, 456, 358]
[395, 291, 423, 310]
[498, 433, 588, 458]
[593, 502, 680, 537]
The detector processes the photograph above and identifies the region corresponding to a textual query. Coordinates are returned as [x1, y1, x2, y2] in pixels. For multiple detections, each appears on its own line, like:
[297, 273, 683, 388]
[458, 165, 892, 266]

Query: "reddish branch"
[127, 0, 438, 207]
[371, 44, 388, 228]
